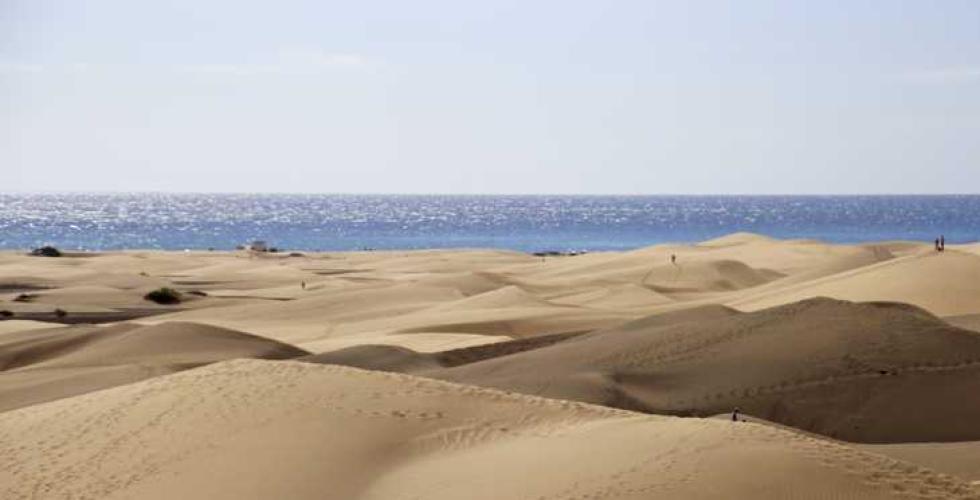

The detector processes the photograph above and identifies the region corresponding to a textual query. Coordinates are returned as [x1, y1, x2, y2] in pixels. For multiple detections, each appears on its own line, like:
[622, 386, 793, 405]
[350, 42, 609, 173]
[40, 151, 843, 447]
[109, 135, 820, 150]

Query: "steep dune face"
[730, 250, 980, 316]
[0, 320, 64, 337]
[860, 440, 980, 483]
[946, 314, 980, 333]
[0, 322, 307, 412]
[697, 232, 778, 247]
[641, 258, 777, 292]
[0, 359, 974, 500]
[547, 283, 675, 309]
[426, 285, 557, 311]
[144, 282, 467, 344]
[435, 298, 980, 442]
[517, 250, 780, 294]
[342, 284, 631, 341]
[301, 330, 586, 373]
[300, 344, 443, 373]
[407, 271, 510, 296]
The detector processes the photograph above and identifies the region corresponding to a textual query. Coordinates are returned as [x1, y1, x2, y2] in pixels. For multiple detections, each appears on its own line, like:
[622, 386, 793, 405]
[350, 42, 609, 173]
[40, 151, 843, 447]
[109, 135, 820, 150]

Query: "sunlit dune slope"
[434, 298, 980, 442]
[0, 359, 974, 500]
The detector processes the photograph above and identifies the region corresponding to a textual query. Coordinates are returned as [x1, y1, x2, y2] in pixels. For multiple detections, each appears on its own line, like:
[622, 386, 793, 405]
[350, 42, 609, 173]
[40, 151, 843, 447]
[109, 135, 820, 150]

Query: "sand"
[432, 298, 980, 442]
[0, 321, 307, 412]
[1, 360, 976, 499]
[2, 234, 980, 498]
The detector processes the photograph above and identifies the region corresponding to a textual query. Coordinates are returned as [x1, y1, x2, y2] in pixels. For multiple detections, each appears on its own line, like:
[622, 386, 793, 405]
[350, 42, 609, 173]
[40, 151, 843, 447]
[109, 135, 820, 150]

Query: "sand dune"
[297, 332, 513, 355]
[301, 344, 444, 372]
[946, 313, 980, 333]
[0, 321, 307, 411]
[860, 440, 980, 484]
[427, 284, 557, 311]
[1, 359, 975, 500]
[434, 298, 980, 442]
[730, 249, 980, 316]
[0, 319, 59, 336]
[407, 271, 511, 296]
[516, 250, 780, 293]
[302, 330, 585, 373]
[143, 282, 466, 343]
[548, 283, 675, 309]
[3, 234, 980, 498]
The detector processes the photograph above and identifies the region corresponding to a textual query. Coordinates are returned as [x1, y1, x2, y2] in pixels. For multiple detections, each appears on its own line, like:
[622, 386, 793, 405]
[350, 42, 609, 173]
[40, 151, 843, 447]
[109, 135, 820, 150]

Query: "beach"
[2, 232, 980, 498]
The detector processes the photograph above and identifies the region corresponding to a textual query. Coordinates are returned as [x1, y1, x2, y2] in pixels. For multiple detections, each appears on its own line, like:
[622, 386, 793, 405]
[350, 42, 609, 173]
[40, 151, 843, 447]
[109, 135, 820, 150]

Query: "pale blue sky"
[2, 1, 978, 193]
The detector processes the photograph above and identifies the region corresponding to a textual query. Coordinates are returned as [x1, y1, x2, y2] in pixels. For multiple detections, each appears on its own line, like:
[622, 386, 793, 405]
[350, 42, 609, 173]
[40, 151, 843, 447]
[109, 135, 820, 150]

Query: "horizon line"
[3, 190, 980, 197]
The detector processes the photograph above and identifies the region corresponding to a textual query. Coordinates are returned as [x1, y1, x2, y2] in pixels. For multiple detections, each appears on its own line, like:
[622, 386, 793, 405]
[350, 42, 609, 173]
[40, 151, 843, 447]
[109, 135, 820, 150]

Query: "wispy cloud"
[281, 49, 368, 68]
[1, 50, 371, 77]
[901, 66, 980, 85]
[178, 49, 372, 76]
[175, 63, 278, 76]
[0, 62, 44, 74]
[0, 62, 92, 74]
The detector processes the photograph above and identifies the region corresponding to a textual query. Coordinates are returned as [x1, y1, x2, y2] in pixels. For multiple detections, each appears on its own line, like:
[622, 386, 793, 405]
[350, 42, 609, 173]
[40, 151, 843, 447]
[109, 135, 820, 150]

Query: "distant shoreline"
[2, 194, 978, 252]
[2, 234, 979, 255]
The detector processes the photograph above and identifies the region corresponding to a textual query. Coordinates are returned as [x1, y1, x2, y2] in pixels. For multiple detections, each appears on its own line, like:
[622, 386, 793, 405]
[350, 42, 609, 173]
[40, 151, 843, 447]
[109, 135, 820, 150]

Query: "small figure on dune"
[301, 281, 306, 290]
[941, 235, 945, 252]
[671, 254, 676, 265]
[732, 407, 740, 422]
[935, 238, 940, 252]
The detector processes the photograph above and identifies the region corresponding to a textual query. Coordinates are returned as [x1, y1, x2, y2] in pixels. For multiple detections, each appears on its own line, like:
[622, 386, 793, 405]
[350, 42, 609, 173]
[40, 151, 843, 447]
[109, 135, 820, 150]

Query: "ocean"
[0, 194, 977, 252]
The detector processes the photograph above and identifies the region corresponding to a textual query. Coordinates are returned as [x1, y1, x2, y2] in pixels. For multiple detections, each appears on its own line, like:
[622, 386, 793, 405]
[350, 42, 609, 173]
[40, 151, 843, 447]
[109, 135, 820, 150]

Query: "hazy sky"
[2, 1, 978, 194]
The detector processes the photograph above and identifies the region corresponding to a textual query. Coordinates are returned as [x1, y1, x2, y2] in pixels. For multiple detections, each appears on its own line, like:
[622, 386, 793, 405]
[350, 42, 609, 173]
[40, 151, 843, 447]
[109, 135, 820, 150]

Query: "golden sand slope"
[2, 233, 980, 417]
[729, 249, 980, 316]
[300, 330, 584, 373]
[860, 441, 980, 485]
[3, 233, 977, 353]
[2, 235, 980, 498]
[1, 359, 975, 500]
[435, 298, 980, 442]
[0, 320, 57, 336]
[0, 322, 307, 412]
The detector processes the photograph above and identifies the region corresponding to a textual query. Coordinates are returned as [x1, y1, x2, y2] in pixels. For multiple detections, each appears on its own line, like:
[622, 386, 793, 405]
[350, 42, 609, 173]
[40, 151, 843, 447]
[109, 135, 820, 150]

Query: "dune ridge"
[3, 233, 980, 497]
[1, 359, 976, 500]
[433, 297, 980, 442]
[0, 321, 308, 411]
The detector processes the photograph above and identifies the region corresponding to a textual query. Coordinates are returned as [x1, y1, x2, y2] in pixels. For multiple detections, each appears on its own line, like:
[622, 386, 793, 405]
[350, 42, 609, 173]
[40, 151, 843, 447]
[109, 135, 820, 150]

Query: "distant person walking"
[935, 238, 941, 252]
[941, 235, 945, 252]
[301, 281, 306, 290]
[732, 407, 740, 422]
[670, 254, 676, 265]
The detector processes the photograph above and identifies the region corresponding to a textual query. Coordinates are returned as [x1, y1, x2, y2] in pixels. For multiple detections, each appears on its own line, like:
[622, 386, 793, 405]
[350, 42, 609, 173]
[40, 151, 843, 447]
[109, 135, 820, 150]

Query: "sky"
[1, 0, 979, 194]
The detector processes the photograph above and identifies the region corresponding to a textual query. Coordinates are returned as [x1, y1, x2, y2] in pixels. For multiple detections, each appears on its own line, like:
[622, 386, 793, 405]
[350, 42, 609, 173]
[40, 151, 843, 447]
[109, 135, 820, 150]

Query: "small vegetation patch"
[0, 310, 13, 318]
[187, 290, 208, 297]
[531, 250, 586, 257]
[13, 293, 38, 303]
[144, 287, 182, 305]
[54, 308, 67, 318]
[30, 246, 62, 257]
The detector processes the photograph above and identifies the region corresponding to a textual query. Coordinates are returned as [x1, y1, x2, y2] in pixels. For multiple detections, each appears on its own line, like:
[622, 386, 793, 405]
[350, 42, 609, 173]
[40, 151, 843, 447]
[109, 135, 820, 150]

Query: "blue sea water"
[0, 194, 978, 252]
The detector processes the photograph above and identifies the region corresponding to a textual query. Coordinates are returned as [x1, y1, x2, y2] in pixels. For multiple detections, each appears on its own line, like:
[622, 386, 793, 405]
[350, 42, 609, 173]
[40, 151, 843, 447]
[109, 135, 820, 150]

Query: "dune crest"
[3, 234, 980, 496]
[435, 297, 980, 442]
[0, 359, 974, 500]
[0, 321, 307, 411]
